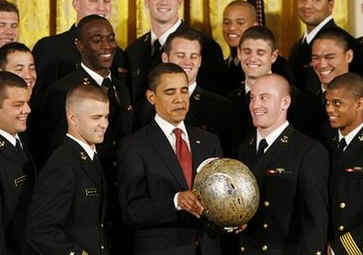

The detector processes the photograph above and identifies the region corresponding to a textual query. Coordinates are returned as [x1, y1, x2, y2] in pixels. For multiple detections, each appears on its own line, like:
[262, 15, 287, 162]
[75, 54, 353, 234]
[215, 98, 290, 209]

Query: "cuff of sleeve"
[174, 192, 182, 210]
[332, 232, 362, 255]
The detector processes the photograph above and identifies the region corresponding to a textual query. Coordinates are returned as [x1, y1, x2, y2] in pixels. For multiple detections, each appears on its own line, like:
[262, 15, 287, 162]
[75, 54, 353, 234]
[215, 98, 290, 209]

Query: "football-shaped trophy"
[193, 158, 259, 227]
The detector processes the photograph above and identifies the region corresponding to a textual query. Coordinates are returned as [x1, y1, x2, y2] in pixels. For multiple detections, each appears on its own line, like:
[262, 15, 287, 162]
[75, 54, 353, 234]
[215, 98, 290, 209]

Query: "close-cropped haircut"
[66, 83, 109, 113]
[313, 27, 355, 52]
[224, 0, 257, 22]
[76, 14, 109, 40]
[0, 71, 27, 107]
[0, 1, 19, 18]
[0, 42, 32, 69]
[328, 72, 363, 98]
[239, 25, 276, 50]
[147, 63, 188, 91]
[163, 29, 203, 55]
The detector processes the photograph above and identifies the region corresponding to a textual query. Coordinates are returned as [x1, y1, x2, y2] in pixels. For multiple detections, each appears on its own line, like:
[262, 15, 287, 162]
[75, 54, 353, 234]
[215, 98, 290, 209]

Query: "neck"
[340, 121, 363, 136]
[151, 18, 178, 38]
[246, 76, 257, 87]
[258, 119, 286, 137]
[68, 130, 95, 149]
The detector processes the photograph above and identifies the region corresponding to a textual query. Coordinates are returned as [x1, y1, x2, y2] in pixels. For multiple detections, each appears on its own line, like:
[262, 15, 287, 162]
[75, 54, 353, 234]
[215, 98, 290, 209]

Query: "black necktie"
[337, 138, 347, 153]
[152, 39, 162, 58]
[102, 78, 120, 104]
[15, 138, 23, 152]
[256, 138, 268, 159]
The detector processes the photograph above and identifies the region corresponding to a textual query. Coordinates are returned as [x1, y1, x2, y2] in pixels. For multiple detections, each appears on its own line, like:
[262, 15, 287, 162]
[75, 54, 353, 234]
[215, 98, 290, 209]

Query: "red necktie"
[174, 128, 193, 189]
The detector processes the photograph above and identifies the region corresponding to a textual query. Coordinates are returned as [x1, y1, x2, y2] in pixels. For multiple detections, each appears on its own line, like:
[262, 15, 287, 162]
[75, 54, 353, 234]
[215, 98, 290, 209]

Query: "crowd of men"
[0, 0, 363, 255]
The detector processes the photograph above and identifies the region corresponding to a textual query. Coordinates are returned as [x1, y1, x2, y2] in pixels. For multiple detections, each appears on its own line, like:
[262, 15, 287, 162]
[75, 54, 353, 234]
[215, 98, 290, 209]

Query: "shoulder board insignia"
[249, 137, 255, 145]
[82, 77, 90, 86]
[0, 139, 5, 148]
[358, 134, 363, 142]
[127, 105, 133, 111]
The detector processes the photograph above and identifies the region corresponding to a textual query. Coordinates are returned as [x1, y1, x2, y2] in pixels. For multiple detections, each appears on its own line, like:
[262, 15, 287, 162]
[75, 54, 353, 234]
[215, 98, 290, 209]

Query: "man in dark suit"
[289, 0, 337, 93]
[136, 30, 236, 156]
[238, 73, 329, 255]
[325, 73, 363, 255]
[32, 0, 128, 107]
[27, 83, 110, 255]
[126, 0, 225, 105]
[0, 71, 35, 255]
[222, 1, 295, 95]
[228, 25, 322, 143]
[310, 27, 362, 145]
[38, 15, 133, 255]
[118, 63, 222, 255]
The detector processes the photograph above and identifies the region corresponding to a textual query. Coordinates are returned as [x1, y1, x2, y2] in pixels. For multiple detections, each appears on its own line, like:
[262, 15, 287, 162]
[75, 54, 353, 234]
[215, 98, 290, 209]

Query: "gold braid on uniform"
[340, 232, 362, 255]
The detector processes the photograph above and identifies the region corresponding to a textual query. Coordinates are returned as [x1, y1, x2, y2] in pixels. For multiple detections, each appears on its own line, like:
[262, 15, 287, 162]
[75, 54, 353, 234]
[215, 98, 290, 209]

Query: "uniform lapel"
[65, 137, 100, 186]
[148, 121, 188, 190]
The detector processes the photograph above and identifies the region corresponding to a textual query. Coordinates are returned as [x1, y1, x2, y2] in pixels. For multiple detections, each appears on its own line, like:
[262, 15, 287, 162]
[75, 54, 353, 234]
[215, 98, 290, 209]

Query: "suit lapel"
[187, 126, 204, 177]
[148, 122, 188, 189]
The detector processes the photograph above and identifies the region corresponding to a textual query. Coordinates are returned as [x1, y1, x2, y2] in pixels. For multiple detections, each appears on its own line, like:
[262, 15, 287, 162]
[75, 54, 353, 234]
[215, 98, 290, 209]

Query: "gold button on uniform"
[315, 251, 322, 255]
[101, 245, 104, 250]
[262, 245, 268, 251]
[339, 202, 346, 209]
[338, 225, 344, 231]
[263, 223, 268, 229]
[240, 246, 245, 252]
[264, 201, 270, 207]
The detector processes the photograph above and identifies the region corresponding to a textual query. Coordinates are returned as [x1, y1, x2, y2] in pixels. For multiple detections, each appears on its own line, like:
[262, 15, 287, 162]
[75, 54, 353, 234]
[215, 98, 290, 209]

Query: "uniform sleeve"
[297, 143, 329, 255]
[117, 139, 178, 228]
[331, 224, 363, 254]
[26, 164, 85, 255]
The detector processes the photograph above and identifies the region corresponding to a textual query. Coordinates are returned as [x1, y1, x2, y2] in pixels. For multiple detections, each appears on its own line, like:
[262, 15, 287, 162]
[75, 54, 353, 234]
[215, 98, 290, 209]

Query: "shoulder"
[289, 127, 327, 153]
[126, 33, 150, 53]
[33, 29, 72, 52]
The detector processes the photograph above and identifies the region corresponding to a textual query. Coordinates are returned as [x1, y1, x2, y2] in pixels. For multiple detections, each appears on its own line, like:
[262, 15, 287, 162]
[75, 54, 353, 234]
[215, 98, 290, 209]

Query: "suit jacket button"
[261, 245, 268, 251]
[338, 225, 344, 231]
[240, 246, 245, 252]
[339, 202, 346, 209]
[263, 223, 268, 229]
[101, 245, 105, 250]
[264, 201, 270, 207]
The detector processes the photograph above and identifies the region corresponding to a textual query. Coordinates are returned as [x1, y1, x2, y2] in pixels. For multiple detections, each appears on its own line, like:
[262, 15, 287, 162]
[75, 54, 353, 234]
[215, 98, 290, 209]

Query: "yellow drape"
[9, 0, 49, 49]
[14, 0, 349, 57]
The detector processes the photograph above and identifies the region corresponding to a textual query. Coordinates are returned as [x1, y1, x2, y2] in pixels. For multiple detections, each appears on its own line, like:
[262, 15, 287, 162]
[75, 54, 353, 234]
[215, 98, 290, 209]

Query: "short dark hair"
[0, 1, 19, 18]
[328, 72, 363, 98]
[224, 0, 256, 22]
[239, 25, 276, 50]
[0, 71, 27, 107]
[76, 14, 109, 40]
[163, 30, 203, 55]
[313, 27, 355, 52]
[0, 42, 32, 69]
[148, 63, 188, 91]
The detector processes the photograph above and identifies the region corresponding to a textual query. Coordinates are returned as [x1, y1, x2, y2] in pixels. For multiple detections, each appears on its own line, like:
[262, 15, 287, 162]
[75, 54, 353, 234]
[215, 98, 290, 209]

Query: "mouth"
[252, 109, 266, 117]
[157, 7, 171, 13]
[182, 66, 193, 73]
[17, 115, 28, 122]
[227, 33, 241, 40]
[99, 53, 113, 62]
[317, 69, 334, 79]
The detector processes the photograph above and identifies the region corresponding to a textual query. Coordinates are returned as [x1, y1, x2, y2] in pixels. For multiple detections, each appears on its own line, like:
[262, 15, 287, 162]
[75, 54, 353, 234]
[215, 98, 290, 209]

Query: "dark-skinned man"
[39, 14, 133, 255]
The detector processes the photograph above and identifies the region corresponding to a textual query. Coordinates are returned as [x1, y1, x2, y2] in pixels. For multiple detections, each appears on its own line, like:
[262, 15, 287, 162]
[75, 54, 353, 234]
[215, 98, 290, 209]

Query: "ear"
[74, 38, 82, 52]
[161, 52, 168, 63]
[346, 49, 354, 64]
[271, 48, 279, 64]
[328, 0, 334, 13]
[146, 89, 155, 105]
[281, 95, 291, 112]
[72, 0, 79, 11]
[356, 97, 363, 111]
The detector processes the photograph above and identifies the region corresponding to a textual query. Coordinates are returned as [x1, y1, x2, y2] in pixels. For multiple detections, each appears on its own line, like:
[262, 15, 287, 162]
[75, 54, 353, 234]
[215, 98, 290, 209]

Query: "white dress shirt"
[256, 121, 289, 152]
[66, 133, 96, 160]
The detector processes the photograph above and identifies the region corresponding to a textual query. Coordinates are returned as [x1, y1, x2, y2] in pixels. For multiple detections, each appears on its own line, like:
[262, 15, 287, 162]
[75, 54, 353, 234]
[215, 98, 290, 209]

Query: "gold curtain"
[9, 0, 49, 49]
[14, 0, 349, 57]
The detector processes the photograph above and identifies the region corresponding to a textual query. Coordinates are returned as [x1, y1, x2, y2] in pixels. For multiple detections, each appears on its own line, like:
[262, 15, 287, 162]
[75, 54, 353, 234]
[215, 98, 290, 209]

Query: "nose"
[325, 101, 334, 115]
[101, 116, 109, 129]
[23, 102, 31, 114]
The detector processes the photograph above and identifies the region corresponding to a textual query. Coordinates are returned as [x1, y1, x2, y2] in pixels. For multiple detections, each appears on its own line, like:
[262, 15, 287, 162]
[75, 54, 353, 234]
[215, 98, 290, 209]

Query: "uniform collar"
[81, 62, 111, 86]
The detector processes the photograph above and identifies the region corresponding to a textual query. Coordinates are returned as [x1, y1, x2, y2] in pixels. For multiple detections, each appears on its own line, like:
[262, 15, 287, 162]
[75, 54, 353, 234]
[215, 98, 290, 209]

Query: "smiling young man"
[325, 73, 363, 255]
[222, 1, 294, 94]
[126, 0, 225, 104]
[237, 73, 329, 255]
[118, 63, 223, 255]
[0, 71, 36, 255]
[27, 83, 110, 255]
[32, 0, 128, 107]
[0, 42, 36, 95]
[0, 1, 19, 48]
